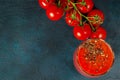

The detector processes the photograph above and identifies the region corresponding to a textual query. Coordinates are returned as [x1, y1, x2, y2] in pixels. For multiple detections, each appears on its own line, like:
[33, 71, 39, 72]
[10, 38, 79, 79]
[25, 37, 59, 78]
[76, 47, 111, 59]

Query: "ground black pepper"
[82, 39, 104, 62]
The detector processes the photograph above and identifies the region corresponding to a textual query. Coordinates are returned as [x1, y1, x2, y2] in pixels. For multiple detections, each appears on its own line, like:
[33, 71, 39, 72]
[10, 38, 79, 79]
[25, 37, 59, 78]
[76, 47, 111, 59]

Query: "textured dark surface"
[0, 0, 120, 80]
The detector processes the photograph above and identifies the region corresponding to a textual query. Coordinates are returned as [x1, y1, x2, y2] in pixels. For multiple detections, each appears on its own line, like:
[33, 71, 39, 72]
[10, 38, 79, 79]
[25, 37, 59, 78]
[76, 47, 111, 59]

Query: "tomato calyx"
[71, 14, 76, 19]
[65, 9, 82, 27]
[91, 15, 103, 25]
[80, 0, 86, 6]
[87, 9, 104, 28]
[76, 0, 94, 13]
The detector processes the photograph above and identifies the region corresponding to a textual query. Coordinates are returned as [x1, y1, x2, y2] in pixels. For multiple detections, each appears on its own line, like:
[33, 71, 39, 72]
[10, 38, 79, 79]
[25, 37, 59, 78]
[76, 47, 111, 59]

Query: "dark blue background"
[0, 0, 120, 80]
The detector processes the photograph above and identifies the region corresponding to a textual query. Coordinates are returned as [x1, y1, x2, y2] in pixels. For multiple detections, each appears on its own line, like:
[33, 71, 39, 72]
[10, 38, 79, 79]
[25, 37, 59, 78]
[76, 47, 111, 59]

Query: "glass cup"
[73, 39, 115, 78]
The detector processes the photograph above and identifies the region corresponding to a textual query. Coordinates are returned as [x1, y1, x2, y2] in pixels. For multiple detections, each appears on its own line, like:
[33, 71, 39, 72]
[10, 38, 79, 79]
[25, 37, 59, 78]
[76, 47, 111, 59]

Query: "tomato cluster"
[38, 0, 107, 40]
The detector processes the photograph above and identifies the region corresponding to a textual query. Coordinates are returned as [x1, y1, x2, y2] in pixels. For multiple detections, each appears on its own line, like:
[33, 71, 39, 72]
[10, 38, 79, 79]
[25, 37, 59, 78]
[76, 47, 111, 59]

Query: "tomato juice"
[73, 39, 114, 78]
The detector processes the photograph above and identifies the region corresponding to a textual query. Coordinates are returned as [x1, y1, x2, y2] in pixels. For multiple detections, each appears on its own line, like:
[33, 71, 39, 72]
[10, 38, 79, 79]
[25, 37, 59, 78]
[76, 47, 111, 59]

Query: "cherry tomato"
[65, 9, 82, 27]
[38, 0, 55, 9]
[46, 5, 64, 21]
[73, 23, 92, 40]
[60, 0, 74, 11]
[90, 27, 107, 39]
[87, 9, 104, 27]
[76, 0, 94, 13]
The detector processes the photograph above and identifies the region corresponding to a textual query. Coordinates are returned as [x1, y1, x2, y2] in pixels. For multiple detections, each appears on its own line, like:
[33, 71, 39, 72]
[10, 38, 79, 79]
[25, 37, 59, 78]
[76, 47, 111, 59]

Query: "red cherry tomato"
[60, 0, 75, 11]
[73, 23, 92, 40]
[46, 5, 64, 21]
[38, 0, 55, 9]
[65, 9, 82, 27]
[90, 27, 107, 39]
[87, 9, 104, 27]
[76, 0, 94, 13]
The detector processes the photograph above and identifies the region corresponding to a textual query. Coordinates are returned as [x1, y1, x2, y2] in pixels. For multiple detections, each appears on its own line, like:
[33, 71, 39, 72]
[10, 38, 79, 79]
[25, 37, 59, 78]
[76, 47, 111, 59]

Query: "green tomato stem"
[68, 0, 70, 2]
[70, 1, 96, 32]
[58, 0, 61, 7]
